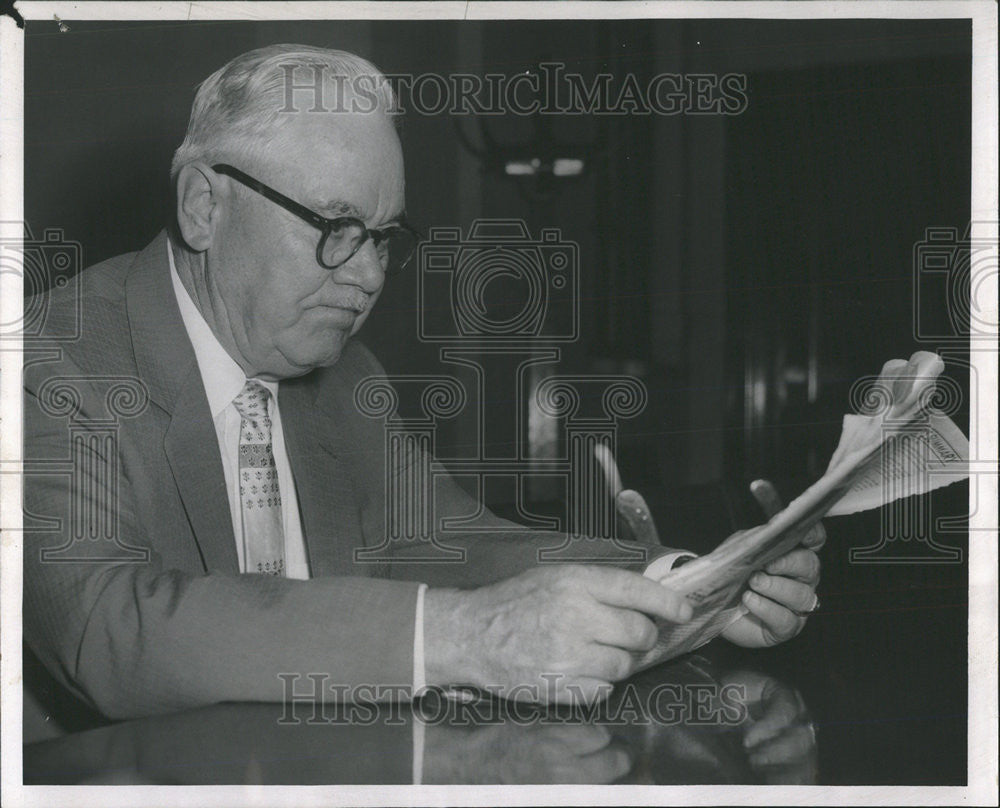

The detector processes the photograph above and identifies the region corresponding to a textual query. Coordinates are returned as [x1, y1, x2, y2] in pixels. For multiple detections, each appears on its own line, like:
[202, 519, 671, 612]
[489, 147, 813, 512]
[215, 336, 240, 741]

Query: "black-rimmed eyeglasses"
[212, 163, 420, 275]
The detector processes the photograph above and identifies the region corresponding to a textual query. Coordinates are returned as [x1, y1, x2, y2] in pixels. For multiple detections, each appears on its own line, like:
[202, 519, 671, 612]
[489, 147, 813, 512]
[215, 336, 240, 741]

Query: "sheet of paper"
[826, 412, 969, 516]
[629, 352, 970, 673]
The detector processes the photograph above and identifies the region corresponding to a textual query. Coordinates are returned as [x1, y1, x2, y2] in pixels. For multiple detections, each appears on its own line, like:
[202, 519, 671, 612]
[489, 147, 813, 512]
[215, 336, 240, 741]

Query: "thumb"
[750, 479, 784, 519]
[751, 479, 826, 550]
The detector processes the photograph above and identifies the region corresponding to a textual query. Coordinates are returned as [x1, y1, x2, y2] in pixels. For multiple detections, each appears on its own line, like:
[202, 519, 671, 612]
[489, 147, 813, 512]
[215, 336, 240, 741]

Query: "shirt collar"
[167, 238, 278, 417]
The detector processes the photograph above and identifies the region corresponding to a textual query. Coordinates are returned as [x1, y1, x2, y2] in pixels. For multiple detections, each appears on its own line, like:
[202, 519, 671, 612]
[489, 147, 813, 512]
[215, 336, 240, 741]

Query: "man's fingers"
[752, 480, 826, 550]
[743, 687, 807, 748]
[571, 745, 634, 783]
[589, 606, 659, 652]
[582, 567, 693, 624]
[742, 591, 805, 643]
[763, 548, 821, 585]
[750, 479, 784, 518]
[540, 724, 612, 755]
[748, 572, 819, 615]
[746, 725, 816, 771]
[587, 646, 636, 683]
[802, 521, 827, 550]
[554, 745, 634, 784]
[550, 676, 615, 705]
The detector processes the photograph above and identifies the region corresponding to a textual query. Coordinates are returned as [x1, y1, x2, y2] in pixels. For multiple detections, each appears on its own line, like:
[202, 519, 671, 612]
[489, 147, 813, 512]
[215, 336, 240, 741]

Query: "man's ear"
[175, 163, 224, 252]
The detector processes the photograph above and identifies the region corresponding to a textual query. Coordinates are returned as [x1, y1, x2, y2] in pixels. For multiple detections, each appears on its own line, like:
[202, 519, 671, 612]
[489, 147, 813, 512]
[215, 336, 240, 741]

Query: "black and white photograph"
[0, 2, 996, 804]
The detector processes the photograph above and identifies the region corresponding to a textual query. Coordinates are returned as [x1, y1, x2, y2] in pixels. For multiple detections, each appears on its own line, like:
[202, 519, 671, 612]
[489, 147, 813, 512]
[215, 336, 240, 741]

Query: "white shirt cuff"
[412, 583, 428, 784]
[413, 583, 428, 693]
[643, 550, 697, 583]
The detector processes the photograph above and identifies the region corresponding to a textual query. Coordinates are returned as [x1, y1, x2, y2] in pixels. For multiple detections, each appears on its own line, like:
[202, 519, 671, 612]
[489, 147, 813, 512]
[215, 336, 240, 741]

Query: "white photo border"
[1, 2, 996, 806]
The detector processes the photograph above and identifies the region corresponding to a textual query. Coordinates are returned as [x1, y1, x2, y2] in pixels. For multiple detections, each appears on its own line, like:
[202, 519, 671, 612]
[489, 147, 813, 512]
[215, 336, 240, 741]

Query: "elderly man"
[24, 45, 822, 722]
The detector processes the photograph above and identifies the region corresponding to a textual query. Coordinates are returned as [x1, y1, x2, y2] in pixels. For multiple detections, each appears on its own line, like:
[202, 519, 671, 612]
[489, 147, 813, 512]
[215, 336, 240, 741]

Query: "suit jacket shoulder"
[22, 232, 423, 721]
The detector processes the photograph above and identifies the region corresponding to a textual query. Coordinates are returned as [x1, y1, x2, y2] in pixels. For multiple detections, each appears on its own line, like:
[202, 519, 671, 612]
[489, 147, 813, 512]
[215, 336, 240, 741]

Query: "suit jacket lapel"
[279, 379, 363, 578]
[124, 231, 239, 574]
[163, 366, 240, 573]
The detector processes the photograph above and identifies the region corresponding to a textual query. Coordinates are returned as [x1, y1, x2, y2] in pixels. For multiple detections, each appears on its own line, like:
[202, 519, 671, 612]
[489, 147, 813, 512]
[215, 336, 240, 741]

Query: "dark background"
[24, 18, 971, 783]
[24, 18, 972, 495]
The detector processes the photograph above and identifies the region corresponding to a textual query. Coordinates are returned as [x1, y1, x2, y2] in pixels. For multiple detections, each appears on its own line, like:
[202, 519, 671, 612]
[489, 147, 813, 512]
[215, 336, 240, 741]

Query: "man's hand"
[424, 565, 693, 704]
[424, 721, 632, 784]
[722, 669, 819, 784]
[721, 480, 825, 648]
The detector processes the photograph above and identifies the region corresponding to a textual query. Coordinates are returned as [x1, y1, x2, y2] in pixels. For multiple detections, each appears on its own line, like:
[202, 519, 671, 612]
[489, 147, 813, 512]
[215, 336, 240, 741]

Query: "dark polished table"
[25, 655, 819, 786]
[23, 495, 968, 785]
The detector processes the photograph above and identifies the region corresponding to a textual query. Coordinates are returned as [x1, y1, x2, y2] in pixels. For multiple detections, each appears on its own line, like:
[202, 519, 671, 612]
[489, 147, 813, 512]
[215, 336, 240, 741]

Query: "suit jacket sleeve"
[23, 354, 422, 721]
[24, 336, 686, 721]
[339, 345, 690, 589]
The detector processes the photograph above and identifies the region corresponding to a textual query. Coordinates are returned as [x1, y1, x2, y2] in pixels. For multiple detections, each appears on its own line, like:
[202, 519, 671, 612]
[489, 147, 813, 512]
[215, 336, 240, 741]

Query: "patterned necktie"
[233, 380, 285, 576]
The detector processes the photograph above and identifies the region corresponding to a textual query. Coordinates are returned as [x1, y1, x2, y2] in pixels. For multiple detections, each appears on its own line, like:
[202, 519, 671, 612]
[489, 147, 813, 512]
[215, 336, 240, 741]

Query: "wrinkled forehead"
[263, 104, 405, 222]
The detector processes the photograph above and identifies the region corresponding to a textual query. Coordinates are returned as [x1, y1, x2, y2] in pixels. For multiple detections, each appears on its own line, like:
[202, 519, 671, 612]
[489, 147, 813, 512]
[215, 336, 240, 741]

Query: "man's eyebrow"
[313, 198, 406, 228]
[313, 198, 365, 218]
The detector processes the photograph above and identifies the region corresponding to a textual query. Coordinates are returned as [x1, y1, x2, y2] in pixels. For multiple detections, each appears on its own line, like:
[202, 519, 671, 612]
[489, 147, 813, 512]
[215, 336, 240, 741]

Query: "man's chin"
[283, 340, 350, 374]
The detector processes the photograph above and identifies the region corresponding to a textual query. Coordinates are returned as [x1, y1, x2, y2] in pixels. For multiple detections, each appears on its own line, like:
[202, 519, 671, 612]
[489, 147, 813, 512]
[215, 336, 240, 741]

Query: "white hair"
[170, 44, 398, 181]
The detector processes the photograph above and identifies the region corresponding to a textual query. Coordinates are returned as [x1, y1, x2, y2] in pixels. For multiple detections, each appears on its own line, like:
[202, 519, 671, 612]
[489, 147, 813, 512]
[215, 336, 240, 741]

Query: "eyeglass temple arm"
[212, 164, 331, 231]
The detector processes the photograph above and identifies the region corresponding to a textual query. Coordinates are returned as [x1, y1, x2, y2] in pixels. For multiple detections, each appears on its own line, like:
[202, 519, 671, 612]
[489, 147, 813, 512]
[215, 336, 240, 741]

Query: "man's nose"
[331, 240, 384, 293]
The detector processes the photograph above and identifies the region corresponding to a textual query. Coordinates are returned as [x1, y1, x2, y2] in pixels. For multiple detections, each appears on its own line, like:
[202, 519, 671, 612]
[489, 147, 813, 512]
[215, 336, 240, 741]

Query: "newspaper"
[632, 351, 969, 672]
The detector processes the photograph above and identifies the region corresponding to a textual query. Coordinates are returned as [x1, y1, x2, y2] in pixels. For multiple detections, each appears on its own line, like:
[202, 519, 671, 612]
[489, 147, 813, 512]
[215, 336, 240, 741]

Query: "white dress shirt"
[168, 243, 310, 579]
[167, 240, 694, 782]
[165, 241, 428, 694]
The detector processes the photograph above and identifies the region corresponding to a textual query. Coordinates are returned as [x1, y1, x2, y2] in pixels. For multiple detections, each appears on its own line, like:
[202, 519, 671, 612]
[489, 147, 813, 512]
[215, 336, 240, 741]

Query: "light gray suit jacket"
[23, 231, 666, 720]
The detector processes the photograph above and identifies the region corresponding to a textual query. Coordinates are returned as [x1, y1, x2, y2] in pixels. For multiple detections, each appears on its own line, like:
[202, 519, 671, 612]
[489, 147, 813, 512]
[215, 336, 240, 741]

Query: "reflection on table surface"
[24, 501, 970, 786]
[24, 656, 816, 785]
